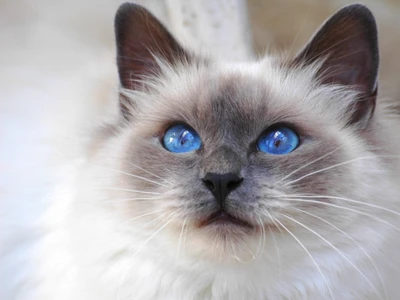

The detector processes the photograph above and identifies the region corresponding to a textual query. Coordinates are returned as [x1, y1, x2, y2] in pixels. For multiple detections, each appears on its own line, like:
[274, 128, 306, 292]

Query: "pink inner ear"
[340, 70, 361, 86]
[325, 41, 375, 89]
[324, 61, 364, 88]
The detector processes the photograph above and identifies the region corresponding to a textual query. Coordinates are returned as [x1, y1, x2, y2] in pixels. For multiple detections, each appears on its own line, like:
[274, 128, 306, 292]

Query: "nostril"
[202, 179, 215, 191]
[202, 173, 243, 208]
[227, 177, 243, 191]
[202, 173, 243, 193]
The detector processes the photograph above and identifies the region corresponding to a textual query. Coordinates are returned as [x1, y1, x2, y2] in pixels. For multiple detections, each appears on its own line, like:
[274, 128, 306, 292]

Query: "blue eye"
[162, 124, 202, 153]
[257, 126, 299, 155]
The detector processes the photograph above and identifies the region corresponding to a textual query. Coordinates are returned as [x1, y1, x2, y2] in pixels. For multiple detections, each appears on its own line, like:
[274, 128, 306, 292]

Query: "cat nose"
[202, 173, 243, 208]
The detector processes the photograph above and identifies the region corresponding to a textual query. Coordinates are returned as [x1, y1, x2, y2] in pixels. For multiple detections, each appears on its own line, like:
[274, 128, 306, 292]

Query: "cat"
[6, 2, 400, 300]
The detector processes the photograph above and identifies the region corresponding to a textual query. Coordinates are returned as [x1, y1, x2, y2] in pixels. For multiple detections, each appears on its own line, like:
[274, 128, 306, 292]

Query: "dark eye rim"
[160, 121, 203, 152]
[253, 123, 303, 154]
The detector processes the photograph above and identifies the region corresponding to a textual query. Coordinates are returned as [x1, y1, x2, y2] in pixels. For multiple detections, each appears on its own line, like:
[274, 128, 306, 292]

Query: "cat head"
[78, 3, 398, 267]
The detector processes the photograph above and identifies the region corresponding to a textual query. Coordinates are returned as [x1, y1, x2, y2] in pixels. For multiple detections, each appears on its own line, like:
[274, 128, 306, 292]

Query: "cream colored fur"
[1, 1, 400, 300]
[16, 55, 400, 300]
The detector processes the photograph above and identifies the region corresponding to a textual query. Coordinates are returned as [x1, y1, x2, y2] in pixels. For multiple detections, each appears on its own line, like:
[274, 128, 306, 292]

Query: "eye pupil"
[257, 126, 299, 155]
[163, 125, 201, 153]
[180, 131, 190, 145]
[180, 134, 186, 145]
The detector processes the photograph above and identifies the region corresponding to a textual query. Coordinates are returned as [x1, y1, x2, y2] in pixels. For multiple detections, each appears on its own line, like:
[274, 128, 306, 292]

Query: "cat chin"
[181, 237, 261, 264]
[170, 221, 270, 263]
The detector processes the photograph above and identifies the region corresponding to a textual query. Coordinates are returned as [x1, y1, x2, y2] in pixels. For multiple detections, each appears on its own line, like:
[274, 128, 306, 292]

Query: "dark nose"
[202, 173, 243, 208]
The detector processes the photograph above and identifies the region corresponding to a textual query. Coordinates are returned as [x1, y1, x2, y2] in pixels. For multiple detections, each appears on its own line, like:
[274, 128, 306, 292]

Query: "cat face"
[78, 4, 398, 270]
[112, 61, 360, 260]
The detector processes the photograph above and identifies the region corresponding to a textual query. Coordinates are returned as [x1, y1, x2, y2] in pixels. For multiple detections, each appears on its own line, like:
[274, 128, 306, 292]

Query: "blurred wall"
[247, 0, 400, 100]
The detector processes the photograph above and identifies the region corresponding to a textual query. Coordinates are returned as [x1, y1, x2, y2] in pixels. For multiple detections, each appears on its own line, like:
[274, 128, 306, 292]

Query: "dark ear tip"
[116, 2, 143, 16]
[339, 3, 373, 14]
[336, 4, 376, 27]
[115, 2, 148, 29]
[115, 3, 134, 30]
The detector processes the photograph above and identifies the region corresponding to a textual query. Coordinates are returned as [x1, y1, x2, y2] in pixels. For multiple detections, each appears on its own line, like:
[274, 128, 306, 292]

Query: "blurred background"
[248, 0, 400, 98]
[1, 0, 399, 296]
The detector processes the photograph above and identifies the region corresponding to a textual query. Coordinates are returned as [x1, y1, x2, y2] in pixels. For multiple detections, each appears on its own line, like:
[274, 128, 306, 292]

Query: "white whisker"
[118, 210, 170, 229]
[124, 161, 174, 185]
[281, 213, 384, 300]
[264, 212, 282, 279]
[291, 207, 388, 300]
[280, 155, 400, 188]
[273, 217, 335, 300]
[176, 217, 188, 260]
[256, 216, 265, 259]
[132, 212, 177, 256]
[117, 210, 177, 300]
[136, 211, 174, 229]
[286, 194, 400, 217]
[101, 167, 170, 187]
[92, 187, 162, 195]
[183, 217, 189, 254]
[277, 146, 342, 183]
[232, 242, 256, 263]
[278, 197, 400, 232]
[119, 209, 165, 226]
[96, 154, 174, 185]
[104, 196, 164, 203]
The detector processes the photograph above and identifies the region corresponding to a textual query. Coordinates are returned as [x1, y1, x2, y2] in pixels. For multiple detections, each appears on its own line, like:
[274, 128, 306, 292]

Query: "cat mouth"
[199, 210, 253, 228]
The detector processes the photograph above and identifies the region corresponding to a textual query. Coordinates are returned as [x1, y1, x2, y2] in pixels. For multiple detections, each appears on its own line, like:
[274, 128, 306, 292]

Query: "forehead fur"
[122, 56, 360, 138]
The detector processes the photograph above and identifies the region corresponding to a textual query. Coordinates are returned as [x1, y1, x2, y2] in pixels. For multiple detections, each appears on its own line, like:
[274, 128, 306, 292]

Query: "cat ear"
[115, 3, 190, 117]
[293, 4, 379, 125]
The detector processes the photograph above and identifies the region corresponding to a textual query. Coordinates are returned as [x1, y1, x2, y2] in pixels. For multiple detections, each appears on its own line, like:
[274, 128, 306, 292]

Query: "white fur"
[2, 1, 400, 300]
[10, 59, 398, 300]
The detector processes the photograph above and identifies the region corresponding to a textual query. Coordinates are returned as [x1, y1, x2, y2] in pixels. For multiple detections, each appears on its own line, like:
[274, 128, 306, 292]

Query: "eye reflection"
[257, 127, 299, 155]
[162, 124, 202, 153]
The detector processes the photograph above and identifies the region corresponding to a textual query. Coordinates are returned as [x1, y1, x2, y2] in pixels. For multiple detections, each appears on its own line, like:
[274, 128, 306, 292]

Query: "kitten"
[13, 3, 400, 300]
